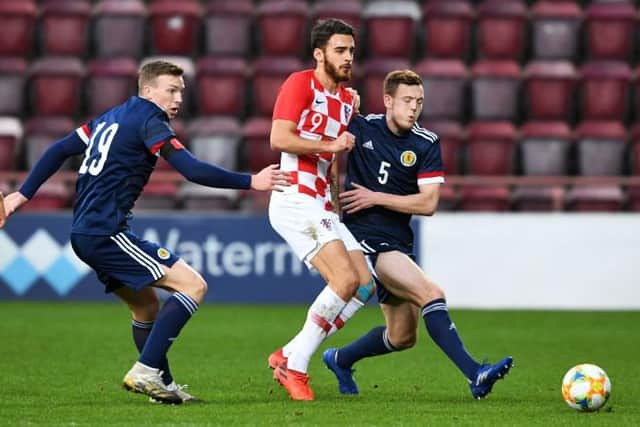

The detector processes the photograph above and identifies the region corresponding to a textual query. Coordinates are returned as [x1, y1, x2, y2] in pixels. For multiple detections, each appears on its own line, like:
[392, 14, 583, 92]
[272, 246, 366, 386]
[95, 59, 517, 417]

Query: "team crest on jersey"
[400, 150, 417, 167]
[343, 104, 352, 121]
[157, 248, 171, 260]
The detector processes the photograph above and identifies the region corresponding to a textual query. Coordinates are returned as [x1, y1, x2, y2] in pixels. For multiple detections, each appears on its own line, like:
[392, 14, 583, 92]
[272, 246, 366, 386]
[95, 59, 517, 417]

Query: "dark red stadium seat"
[204, 0, 253, 57]
[86, 58, 138, 115]
[627, 186, 640, 211]
[471, 60, 521, 121]
[422, 121, 464, 175]
[195, 57, 248, 116]
[180, 182, 239, 211]
[0, 1, 37, 57]
[362, 58, 411, 114]
[0, 58, 27, 116]
[186, 116, 242, 171]
[243, 117, 281, 173]
[460, 186, 511, 211]
[39, 0, 91, 56]
[466, 121, 516, 175]
[415, 59, 468, 121]
[630, 124, 640, 175]
[21, 182, 71, 211]
[512, 186, 565, 212]
[524, 61, 578, 121]
[575, 121, 627, 176]
[135, 181, 178, 210]
[520, 121, 573, 176]
[531, 1, 582, 61]
[93, 0, 147, 58]
[29, 57, 85, 116]
[0, 117, 23, 171]
[312, 1, 364, 49]
[24, 117, 76, 170]
[585, 1, 636, 61]
[580, 61, 632, 121]
[476, 0, 527, 60]
[566, 185, 625, 212]
[257, 0, 309, 57]
[437, 184, 459, 211]
[149, 0, 203, 56]
[363, 1, 421, 60]
[422, 0, 474, 60]
[252, 56, 303, 117]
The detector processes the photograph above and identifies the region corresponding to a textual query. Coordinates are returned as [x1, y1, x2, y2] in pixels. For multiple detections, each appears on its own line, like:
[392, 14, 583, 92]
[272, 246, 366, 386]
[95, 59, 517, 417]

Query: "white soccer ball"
[561, 363, 611, 412]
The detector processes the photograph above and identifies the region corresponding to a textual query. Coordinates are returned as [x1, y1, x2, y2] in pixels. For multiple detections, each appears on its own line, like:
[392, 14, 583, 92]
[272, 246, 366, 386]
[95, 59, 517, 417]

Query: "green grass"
[1, 303, 638, 426]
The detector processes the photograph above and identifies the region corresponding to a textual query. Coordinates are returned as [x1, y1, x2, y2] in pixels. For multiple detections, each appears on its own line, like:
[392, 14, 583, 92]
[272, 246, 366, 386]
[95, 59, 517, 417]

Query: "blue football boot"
[322, 348, 359, 395]
[469, 356, 513, 399]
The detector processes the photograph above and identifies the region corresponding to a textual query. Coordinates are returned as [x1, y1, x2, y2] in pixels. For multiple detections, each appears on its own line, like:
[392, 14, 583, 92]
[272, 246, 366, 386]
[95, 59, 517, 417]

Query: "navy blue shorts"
[358, 236, 415, 304]
[70, 231, 180, 293]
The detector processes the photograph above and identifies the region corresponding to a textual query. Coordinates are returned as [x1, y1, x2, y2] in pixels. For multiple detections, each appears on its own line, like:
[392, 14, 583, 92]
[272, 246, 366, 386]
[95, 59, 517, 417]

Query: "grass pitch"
[1, 302, 638, 426]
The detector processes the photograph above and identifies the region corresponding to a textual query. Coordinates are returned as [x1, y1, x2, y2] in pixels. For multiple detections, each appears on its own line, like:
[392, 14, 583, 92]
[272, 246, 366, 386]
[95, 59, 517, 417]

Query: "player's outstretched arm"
[270, 120, 355, 155]
[0, 192, 29, 229]
[340, 183, 440, 216]
[250, 164, 292, 191]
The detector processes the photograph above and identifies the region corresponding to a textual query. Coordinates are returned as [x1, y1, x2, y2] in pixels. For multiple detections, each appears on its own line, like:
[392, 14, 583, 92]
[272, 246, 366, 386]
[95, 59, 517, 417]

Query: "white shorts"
[269, 192, 362, 268]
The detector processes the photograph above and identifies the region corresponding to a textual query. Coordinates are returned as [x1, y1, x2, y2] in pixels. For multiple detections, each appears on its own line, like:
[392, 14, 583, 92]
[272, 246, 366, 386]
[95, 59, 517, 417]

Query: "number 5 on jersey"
[79, 122, 119, 176]
[378, 161, 391, 184]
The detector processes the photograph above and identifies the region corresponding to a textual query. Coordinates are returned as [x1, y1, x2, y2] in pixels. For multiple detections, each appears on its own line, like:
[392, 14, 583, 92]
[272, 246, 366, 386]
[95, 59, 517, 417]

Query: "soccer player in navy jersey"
[322, 70, 513, 399]
[0, 60, 291, 404]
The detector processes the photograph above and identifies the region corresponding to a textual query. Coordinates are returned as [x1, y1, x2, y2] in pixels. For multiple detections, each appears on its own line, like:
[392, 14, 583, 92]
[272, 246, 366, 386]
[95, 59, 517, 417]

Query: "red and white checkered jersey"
[272, 69, 355, 210]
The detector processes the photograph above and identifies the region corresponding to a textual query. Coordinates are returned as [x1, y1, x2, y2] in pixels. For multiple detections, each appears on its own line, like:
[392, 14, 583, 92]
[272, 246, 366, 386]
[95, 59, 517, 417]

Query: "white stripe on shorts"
[110, 233, 164, 280]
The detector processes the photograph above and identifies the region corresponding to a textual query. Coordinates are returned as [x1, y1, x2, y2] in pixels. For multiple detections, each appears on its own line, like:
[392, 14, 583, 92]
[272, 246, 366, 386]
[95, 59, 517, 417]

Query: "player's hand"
[346, 87, 360, 114]
[329, 131, 355, 153]
[250, 164, 293, 192]
[0, 192, 28, 228]
[339, 183, 378, 214]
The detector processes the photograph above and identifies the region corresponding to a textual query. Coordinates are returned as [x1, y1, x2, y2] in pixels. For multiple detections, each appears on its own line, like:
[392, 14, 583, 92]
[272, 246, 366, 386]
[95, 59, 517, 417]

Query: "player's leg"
[375, 251, 512, 398]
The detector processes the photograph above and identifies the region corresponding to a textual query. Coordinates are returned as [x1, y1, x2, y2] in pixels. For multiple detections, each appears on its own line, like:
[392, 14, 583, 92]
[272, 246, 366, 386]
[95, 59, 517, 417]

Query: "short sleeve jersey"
[71, 96, 176, 235]
[272, 69, 355, 210]
[343, 114, 445, 245]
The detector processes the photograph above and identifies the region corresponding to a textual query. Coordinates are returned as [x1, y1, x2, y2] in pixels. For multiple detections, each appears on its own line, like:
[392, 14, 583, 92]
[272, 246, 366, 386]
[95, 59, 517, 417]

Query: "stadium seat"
[0, 58, 27, 116]
[585, 1, 636, 61]
[421, 0, 474, 60]
[256, 0, 309, 57]
[362, 58, 411, 114]
[471, 60, 521, 121]
[312, 0, 364, 51]
[575, 121, 627, 176]
[524, 61, 577, 121]
[627, 186, 640, 212]
[363, 0, 421, 60]
[204, 0, 253, 57]
[186, 116, 242, 171]
[415, 59, 468, 122]
[530, 1, 582, 61]
[24, 117, 76, 170]
[148, 0, 203, 55]
[195, 57, 248, 116]
[140, 56, 196, 117]
[460, 185, 511, 211]
[28, 57, 85, 117]
[93, 0, 147, 58]
[466, 121, 516, 175]
[243, 117, 281, 173]
[631, 124, 640, 175]
[566, 185, 625, 212]
[0, 1, 37, 57]
[580, 61, 632, 122]
[422, 121, 465, 175]
[476, 0, 527, 60]
[512, 186, 565, 212]
[135, 181, 178, 210]
[180, 182, 239, 211]
[239, 188, 272, 213]
[437, 184, 459, 211]
[252, 56, 303, 117]
[39, 0, 91, 56]
[0, 117, 23, 171]
[86, 58, 138, 116]
[519, 121, 573, 176]
[20, 182, 71, 211]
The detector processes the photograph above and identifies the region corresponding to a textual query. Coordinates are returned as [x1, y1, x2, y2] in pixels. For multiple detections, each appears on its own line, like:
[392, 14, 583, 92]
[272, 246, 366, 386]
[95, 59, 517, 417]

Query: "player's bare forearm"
[0, 192, 29, 228]
[270, 120, 354, 155]
[340, 183, 439, 216]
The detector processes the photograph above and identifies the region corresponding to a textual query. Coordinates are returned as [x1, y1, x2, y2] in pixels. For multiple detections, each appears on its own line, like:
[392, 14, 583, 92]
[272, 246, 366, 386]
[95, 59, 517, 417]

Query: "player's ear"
[313, 47, 324, 64]
[383, 94, 393, 110]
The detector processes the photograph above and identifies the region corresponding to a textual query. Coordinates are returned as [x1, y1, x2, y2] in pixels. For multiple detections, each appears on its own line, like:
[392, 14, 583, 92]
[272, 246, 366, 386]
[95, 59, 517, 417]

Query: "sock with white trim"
[335, 326, 398, 368]
[132, 319, 173, 385]
[139, 292, 198, 369]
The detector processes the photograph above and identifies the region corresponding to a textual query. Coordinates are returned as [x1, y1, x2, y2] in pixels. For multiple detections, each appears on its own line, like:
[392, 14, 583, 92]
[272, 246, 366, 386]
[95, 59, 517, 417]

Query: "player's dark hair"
[383, 70, 423, 96]
[310, 18, 355, 50]
[138, 60, 184, 90]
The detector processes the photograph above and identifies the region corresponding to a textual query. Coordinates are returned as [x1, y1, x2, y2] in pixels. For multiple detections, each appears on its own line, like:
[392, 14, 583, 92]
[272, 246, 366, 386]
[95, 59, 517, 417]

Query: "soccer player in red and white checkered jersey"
[266, 19, 376, 401]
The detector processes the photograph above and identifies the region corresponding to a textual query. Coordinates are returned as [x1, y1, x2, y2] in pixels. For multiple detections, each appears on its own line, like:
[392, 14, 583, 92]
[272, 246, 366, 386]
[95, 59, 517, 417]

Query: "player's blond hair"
[137, 61, 184, 92]
[383, 70, 423, 96]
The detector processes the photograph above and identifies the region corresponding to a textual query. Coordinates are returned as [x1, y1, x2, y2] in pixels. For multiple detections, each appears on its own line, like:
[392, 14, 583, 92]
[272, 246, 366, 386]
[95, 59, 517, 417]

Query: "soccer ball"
[561, 364, 611, 412]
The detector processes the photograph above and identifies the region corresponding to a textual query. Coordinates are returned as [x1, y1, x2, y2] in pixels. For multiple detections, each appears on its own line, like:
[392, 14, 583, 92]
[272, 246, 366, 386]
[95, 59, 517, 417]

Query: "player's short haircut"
[383, 70, 423, 96]
[137, 60, 184, 91]
[310, 18, 355, 50]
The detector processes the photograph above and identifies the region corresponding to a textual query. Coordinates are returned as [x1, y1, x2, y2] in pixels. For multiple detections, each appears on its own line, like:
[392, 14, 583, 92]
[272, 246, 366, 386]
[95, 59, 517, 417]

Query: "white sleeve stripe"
[418, 176, 445, 185]
[411, 128, 437, 142]
[75, 127, 89, 145]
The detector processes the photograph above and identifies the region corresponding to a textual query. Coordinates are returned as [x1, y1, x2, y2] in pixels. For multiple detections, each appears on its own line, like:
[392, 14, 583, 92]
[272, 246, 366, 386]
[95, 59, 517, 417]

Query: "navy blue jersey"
[343, 114, 445, 245]
[72, 96, 176, 235]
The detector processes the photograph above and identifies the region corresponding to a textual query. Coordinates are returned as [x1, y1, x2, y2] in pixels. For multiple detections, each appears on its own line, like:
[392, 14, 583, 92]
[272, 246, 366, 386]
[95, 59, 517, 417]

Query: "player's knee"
[355, 277, 376, 303]
[334, 269, 360, 299]
[181, 271, 207, 304]
[389, 333, 417, 350]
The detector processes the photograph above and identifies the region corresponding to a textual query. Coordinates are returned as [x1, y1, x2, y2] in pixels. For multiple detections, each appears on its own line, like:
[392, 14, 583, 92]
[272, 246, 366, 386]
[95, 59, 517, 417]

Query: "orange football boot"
[268, 348, 287, 370]
[273, 365, 314, 401]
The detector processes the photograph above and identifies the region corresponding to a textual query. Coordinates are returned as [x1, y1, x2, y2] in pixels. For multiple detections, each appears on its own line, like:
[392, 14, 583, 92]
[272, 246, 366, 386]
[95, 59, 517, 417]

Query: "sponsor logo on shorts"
[157, 248, 171, 260]
[319, 218, 333, 231]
